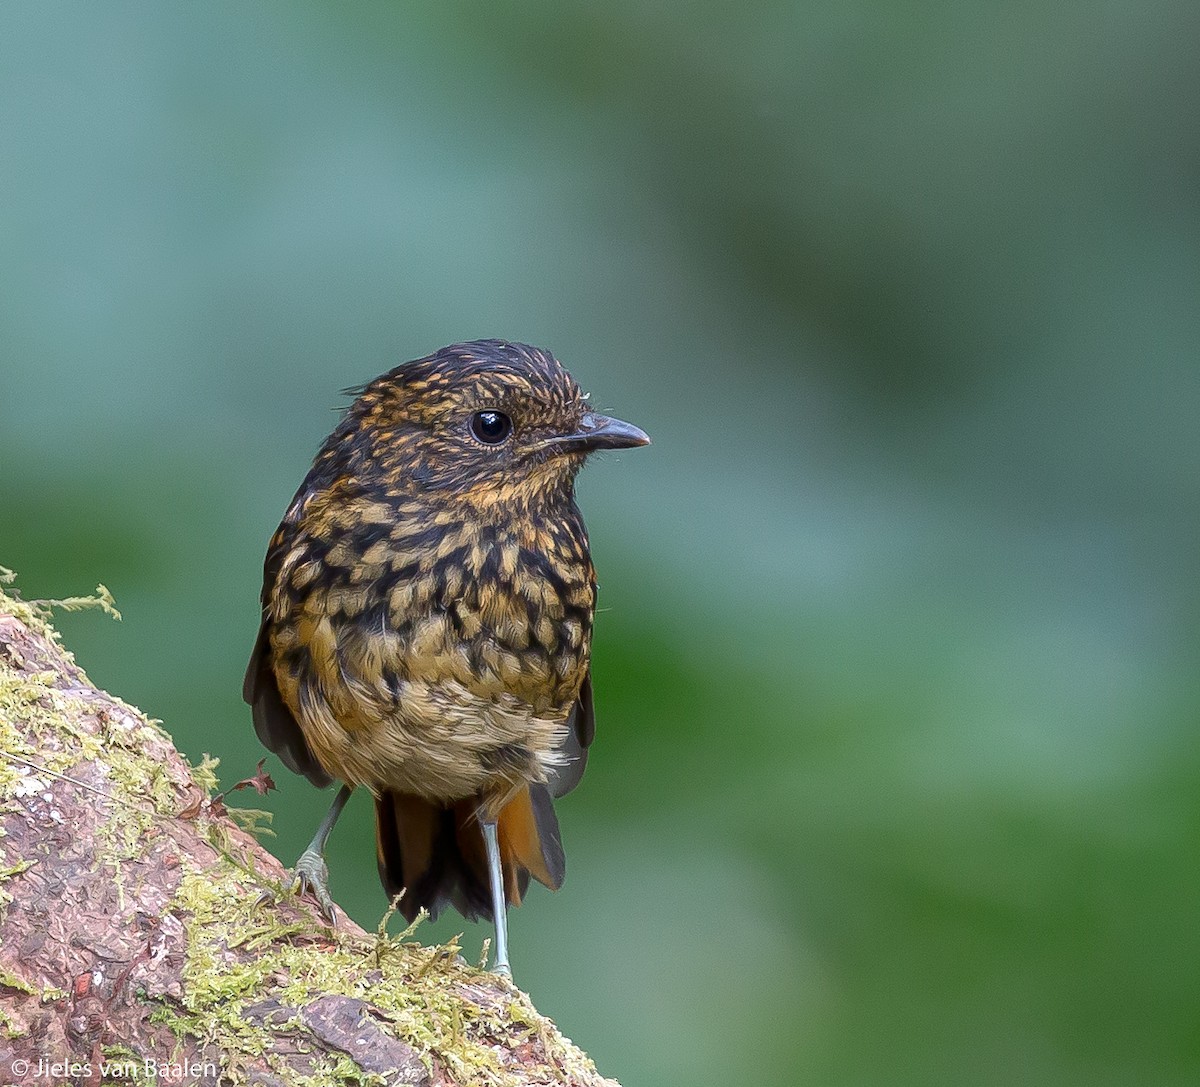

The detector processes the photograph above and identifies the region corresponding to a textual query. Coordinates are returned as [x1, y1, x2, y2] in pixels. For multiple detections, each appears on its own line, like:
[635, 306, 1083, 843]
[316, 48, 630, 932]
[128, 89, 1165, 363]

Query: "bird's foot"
[254, 852, 338, 924]
[291, 848, 338, 923]
[255, 851, 338, 923]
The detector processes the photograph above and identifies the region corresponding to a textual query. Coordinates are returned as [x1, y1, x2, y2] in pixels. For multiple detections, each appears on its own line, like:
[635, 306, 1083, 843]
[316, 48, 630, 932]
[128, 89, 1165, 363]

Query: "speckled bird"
[243, 340, 649, 975]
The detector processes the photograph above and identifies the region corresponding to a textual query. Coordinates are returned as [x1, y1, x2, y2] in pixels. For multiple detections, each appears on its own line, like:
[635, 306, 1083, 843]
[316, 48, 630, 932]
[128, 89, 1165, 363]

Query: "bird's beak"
[547, 412, 651, 454]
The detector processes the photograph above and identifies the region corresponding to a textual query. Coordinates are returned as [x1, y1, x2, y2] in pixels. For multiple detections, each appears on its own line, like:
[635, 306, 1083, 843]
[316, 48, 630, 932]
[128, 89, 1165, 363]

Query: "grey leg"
[293, 783, 353, 922]
[480, 818, 511, 977]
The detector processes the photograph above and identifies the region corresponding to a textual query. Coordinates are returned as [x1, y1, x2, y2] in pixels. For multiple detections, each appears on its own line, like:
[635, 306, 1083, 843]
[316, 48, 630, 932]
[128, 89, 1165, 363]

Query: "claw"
[293, 848, 338, 923]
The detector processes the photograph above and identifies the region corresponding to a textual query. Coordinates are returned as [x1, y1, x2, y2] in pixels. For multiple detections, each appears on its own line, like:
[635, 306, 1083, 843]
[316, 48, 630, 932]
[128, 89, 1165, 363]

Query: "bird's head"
[336, 340, 649, 513]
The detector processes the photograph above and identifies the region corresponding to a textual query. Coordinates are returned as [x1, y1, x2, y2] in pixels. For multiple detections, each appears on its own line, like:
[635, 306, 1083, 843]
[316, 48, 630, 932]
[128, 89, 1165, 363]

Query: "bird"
[243, 339, 649, 975]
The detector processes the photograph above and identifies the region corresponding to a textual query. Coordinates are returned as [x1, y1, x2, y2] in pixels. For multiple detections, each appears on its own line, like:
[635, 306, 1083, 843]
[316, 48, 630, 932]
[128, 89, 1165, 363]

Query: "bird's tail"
[374, 784, 566, 923]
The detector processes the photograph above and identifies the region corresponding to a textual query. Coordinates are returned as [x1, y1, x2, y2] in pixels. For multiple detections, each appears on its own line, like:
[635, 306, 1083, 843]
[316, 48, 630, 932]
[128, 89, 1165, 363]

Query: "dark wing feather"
[548, 669, 594, 798]
[243, 621, 332, 788]
[528, 781, 566, 887]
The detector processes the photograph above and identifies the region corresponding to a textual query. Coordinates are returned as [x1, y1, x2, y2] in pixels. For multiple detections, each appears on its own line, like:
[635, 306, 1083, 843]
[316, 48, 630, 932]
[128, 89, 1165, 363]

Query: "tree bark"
[0, 580, 617, 1087]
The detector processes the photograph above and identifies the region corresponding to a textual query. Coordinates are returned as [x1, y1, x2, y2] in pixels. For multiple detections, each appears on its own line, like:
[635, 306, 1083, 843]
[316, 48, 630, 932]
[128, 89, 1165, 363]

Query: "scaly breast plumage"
[269, 515, 594, 728]
[267, 555, 592, 796]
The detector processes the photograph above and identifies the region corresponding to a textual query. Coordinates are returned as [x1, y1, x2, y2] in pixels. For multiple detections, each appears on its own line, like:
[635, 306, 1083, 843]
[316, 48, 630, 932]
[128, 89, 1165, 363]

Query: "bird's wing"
[244, 506, 335, 790]
[548, 668, 594, 798]
[243, 620, 333, 787]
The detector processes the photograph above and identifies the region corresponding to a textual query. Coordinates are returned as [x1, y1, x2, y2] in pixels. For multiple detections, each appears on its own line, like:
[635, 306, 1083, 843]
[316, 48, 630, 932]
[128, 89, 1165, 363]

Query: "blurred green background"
[3, 2, 1199, 1084]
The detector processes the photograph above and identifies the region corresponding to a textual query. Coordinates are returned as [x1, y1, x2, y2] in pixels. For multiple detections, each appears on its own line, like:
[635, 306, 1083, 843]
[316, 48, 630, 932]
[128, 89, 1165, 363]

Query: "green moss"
[0, 969, 37, 996]
[0, 858, 33, 917]
[0, 567, 118, 653]
[0, 1005, 22, 1039]
[99, 1046, 158, 1087]
[0, 669, 84, 802]
[284, 1053, 388, 1087]
[189, 754, 221, 795]
[93, 713, 182, 861]
[0, 575, 180, 870]
[224, 805, 276, 839]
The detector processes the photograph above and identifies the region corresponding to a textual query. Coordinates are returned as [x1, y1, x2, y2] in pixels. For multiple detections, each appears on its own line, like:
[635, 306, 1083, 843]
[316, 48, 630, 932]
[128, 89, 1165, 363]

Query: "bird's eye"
[469, 410, 513, 445]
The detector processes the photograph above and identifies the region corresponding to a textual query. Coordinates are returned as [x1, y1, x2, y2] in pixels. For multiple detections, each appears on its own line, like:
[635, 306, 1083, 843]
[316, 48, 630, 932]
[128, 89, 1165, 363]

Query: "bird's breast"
[266, 497, 595, 795]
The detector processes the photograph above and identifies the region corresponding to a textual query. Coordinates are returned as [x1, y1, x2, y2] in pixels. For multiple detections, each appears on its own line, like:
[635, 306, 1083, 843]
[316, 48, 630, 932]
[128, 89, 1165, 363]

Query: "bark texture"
[0, 581, 616, 1087]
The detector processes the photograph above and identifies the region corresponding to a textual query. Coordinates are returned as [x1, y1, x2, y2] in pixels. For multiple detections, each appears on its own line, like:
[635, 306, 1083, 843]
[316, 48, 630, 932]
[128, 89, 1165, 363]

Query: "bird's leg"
[291, 783, 353, 922]
[480, 817, 512, 977]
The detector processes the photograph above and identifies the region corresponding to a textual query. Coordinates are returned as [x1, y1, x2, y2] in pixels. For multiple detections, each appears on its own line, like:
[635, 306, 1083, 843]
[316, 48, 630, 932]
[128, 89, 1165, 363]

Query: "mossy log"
[0, 577, 617, 1087]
